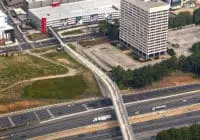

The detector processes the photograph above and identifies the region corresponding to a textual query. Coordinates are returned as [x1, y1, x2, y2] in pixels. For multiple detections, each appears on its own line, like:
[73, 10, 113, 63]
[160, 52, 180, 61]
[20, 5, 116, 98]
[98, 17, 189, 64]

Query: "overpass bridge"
[48, 27, 136, 140]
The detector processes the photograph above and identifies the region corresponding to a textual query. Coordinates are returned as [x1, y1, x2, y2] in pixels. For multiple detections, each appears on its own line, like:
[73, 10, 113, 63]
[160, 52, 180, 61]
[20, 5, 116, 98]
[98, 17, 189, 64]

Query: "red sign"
[41, 17, 47, 33]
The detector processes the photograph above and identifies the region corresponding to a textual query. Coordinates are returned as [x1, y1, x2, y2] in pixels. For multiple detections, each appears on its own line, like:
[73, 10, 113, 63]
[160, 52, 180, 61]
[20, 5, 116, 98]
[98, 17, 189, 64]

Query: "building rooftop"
[29, 0, 120, 21]
[126, 0, 169, 12]
[0, 25, 13, 32]
[0, 10, 6, 17]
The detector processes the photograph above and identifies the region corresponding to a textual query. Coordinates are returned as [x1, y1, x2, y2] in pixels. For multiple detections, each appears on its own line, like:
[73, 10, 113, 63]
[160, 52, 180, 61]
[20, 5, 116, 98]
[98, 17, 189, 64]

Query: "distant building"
[162, 0, 183, 10]
[28, 0, 120, 31]
[5, 0, 23, 8]
[120, 0, 170, 60]
[0, 10, 15, 45]
[23, 0, 83, 10]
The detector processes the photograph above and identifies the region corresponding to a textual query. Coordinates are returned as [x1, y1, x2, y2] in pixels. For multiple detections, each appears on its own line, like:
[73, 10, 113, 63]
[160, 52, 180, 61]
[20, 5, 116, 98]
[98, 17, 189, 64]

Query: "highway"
[66, 111, 200, 140]
[1, 90, 200, 139]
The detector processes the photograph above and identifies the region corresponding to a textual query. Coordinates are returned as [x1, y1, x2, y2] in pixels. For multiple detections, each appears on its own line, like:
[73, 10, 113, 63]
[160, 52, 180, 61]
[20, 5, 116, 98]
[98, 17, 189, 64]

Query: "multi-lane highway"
[1, 87, 200, 139]
[66, 111, 200, 140]
[0, 83, 199, 132]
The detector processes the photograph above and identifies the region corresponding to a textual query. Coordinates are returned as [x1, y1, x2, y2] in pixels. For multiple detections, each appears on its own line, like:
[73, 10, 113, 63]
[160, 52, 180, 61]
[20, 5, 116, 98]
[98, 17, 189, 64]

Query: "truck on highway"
[92, 115, 112, 123]
[152, 105, 166, 111]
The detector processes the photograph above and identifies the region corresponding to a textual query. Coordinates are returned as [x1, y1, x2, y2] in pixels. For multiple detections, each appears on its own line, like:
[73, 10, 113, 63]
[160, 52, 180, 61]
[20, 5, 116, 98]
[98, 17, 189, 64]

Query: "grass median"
[22, 75, 87, 99]
[61, 29, 83, 36]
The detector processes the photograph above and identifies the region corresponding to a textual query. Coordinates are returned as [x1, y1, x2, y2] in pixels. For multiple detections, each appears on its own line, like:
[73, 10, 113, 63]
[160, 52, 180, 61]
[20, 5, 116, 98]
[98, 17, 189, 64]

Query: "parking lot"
[168, 26, 200, 57]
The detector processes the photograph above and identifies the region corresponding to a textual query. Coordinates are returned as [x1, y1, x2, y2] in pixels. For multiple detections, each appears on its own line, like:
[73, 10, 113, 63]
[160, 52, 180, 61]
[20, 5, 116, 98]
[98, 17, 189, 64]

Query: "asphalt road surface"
[65, 111, 200, 140]
[1, 90, 200, 140]
[0, 83, 199, 131]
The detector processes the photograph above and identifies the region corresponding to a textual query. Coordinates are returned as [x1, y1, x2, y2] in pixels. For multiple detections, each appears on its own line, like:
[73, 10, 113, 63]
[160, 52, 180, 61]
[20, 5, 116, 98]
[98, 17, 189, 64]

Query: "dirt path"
[0, 72, 78, 93]
[0, 51, 79, 93]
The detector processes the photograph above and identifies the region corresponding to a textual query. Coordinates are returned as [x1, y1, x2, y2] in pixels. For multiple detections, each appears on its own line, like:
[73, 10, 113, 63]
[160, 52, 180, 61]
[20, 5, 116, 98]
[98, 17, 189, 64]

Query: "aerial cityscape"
[0, 0, 200, 139]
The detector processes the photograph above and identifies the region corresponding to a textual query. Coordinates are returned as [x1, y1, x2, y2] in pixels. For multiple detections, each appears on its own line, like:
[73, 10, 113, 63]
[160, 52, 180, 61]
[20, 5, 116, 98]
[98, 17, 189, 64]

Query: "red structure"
[41, 17, 47, 33]
[51, 2, 60, 7]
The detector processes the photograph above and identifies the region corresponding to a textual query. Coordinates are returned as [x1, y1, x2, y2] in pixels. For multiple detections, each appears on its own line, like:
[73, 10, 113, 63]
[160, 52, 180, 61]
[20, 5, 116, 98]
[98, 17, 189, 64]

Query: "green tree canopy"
[193, 8, 200, 25]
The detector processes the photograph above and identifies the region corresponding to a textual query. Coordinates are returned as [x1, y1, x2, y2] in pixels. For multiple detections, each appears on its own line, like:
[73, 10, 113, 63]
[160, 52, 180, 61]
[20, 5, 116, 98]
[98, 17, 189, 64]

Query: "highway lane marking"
[8, 117, 15, 127]
[46, 109, 55, 119]
[82, 104, 89, 111]
[39, 89, 200, 124]
[29, 103, 200, 140]
[40, 106, 113, 124]
[126, 89, 200, 107]
[34, 112, 40, 121]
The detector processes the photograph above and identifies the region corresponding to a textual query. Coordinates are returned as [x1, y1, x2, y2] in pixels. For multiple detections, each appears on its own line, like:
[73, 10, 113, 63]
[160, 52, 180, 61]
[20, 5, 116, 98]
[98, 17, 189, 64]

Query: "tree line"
[111, 42, 200, 89]
[156, 124, 200, 140]
[99, 19, 119, 40]
[169, 8, 200, 28]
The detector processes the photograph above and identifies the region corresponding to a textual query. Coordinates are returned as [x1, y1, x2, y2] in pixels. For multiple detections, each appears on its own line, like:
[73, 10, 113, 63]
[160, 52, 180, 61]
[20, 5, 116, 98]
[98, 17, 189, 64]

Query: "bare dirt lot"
[168, 26, 200, 57]
[81, 42, 170, 71]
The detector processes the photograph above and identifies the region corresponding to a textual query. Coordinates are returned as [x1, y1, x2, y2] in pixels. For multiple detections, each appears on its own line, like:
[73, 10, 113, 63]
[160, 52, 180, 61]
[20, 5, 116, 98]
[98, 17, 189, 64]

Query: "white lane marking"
[46, 109, 55, 119]
[34, 112, 40, 121]
[82, 104, 89, 111]
[8, 117, 15, 127]
[40, 106, 113, 124]
[40, 89, 200, 124]
[126, 89, 200, 107]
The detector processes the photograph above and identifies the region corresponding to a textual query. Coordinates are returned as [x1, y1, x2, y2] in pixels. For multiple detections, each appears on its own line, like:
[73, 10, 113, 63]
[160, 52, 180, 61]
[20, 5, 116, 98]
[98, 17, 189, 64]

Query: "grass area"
[0, 54, 68, 90]
[61, 29, 83, 36]
[27, 33, 49, 41]
[79, 38, 109, 47]
[22, 75, 87, 99]
[31, 46, 57, 53]
[42, 51, 81, 68]
[0, 49, 100, 113]
[68, 44, 76, 50]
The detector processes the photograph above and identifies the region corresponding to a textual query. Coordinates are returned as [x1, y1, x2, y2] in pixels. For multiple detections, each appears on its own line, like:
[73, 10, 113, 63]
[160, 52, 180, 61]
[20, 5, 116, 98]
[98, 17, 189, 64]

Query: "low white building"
[0, 10, 15, 45]
[28, 0, 120, 30]
[24, 0, 85, 10]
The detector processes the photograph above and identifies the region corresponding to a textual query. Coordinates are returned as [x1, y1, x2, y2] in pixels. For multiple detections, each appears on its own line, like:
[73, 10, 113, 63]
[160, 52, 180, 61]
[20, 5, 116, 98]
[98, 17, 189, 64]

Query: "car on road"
[92, 115, 112, 123]
[152, 105, 166, 111]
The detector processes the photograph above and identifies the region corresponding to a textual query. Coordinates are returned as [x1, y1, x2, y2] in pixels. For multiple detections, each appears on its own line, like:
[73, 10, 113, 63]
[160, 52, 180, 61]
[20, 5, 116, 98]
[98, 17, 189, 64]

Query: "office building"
[120, 0, 170, 59]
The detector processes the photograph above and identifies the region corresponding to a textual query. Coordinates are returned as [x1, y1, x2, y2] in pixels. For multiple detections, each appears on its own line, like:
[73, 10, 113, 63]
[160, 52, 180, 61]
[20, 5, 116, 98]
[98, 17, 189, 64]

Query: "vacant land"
[23, 75, 87, 99]
[31, 46, 57, 53]
[168, 26, 200, 57]
[27, 33, 49, 41]
[61, 29, 83, 36]
[0, 49, 99, 113]
[42, 51, 80, 68]
[0, 54, 67, 90]
[79, 38, 109, 47]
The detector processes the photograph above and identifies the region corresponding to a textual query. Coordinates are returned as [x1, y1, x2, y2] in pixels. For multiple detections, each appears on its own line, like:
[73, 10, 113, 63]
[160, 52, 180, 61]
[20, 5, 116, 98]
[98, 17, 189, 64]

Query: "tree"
[156, 124, 200, 140]
[168, 12, 193, 28]
[192, 42, 200, 54]
[167, 48, 176, 56]
[193, 8, 200, 25]
[98, 20, 119, 40]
